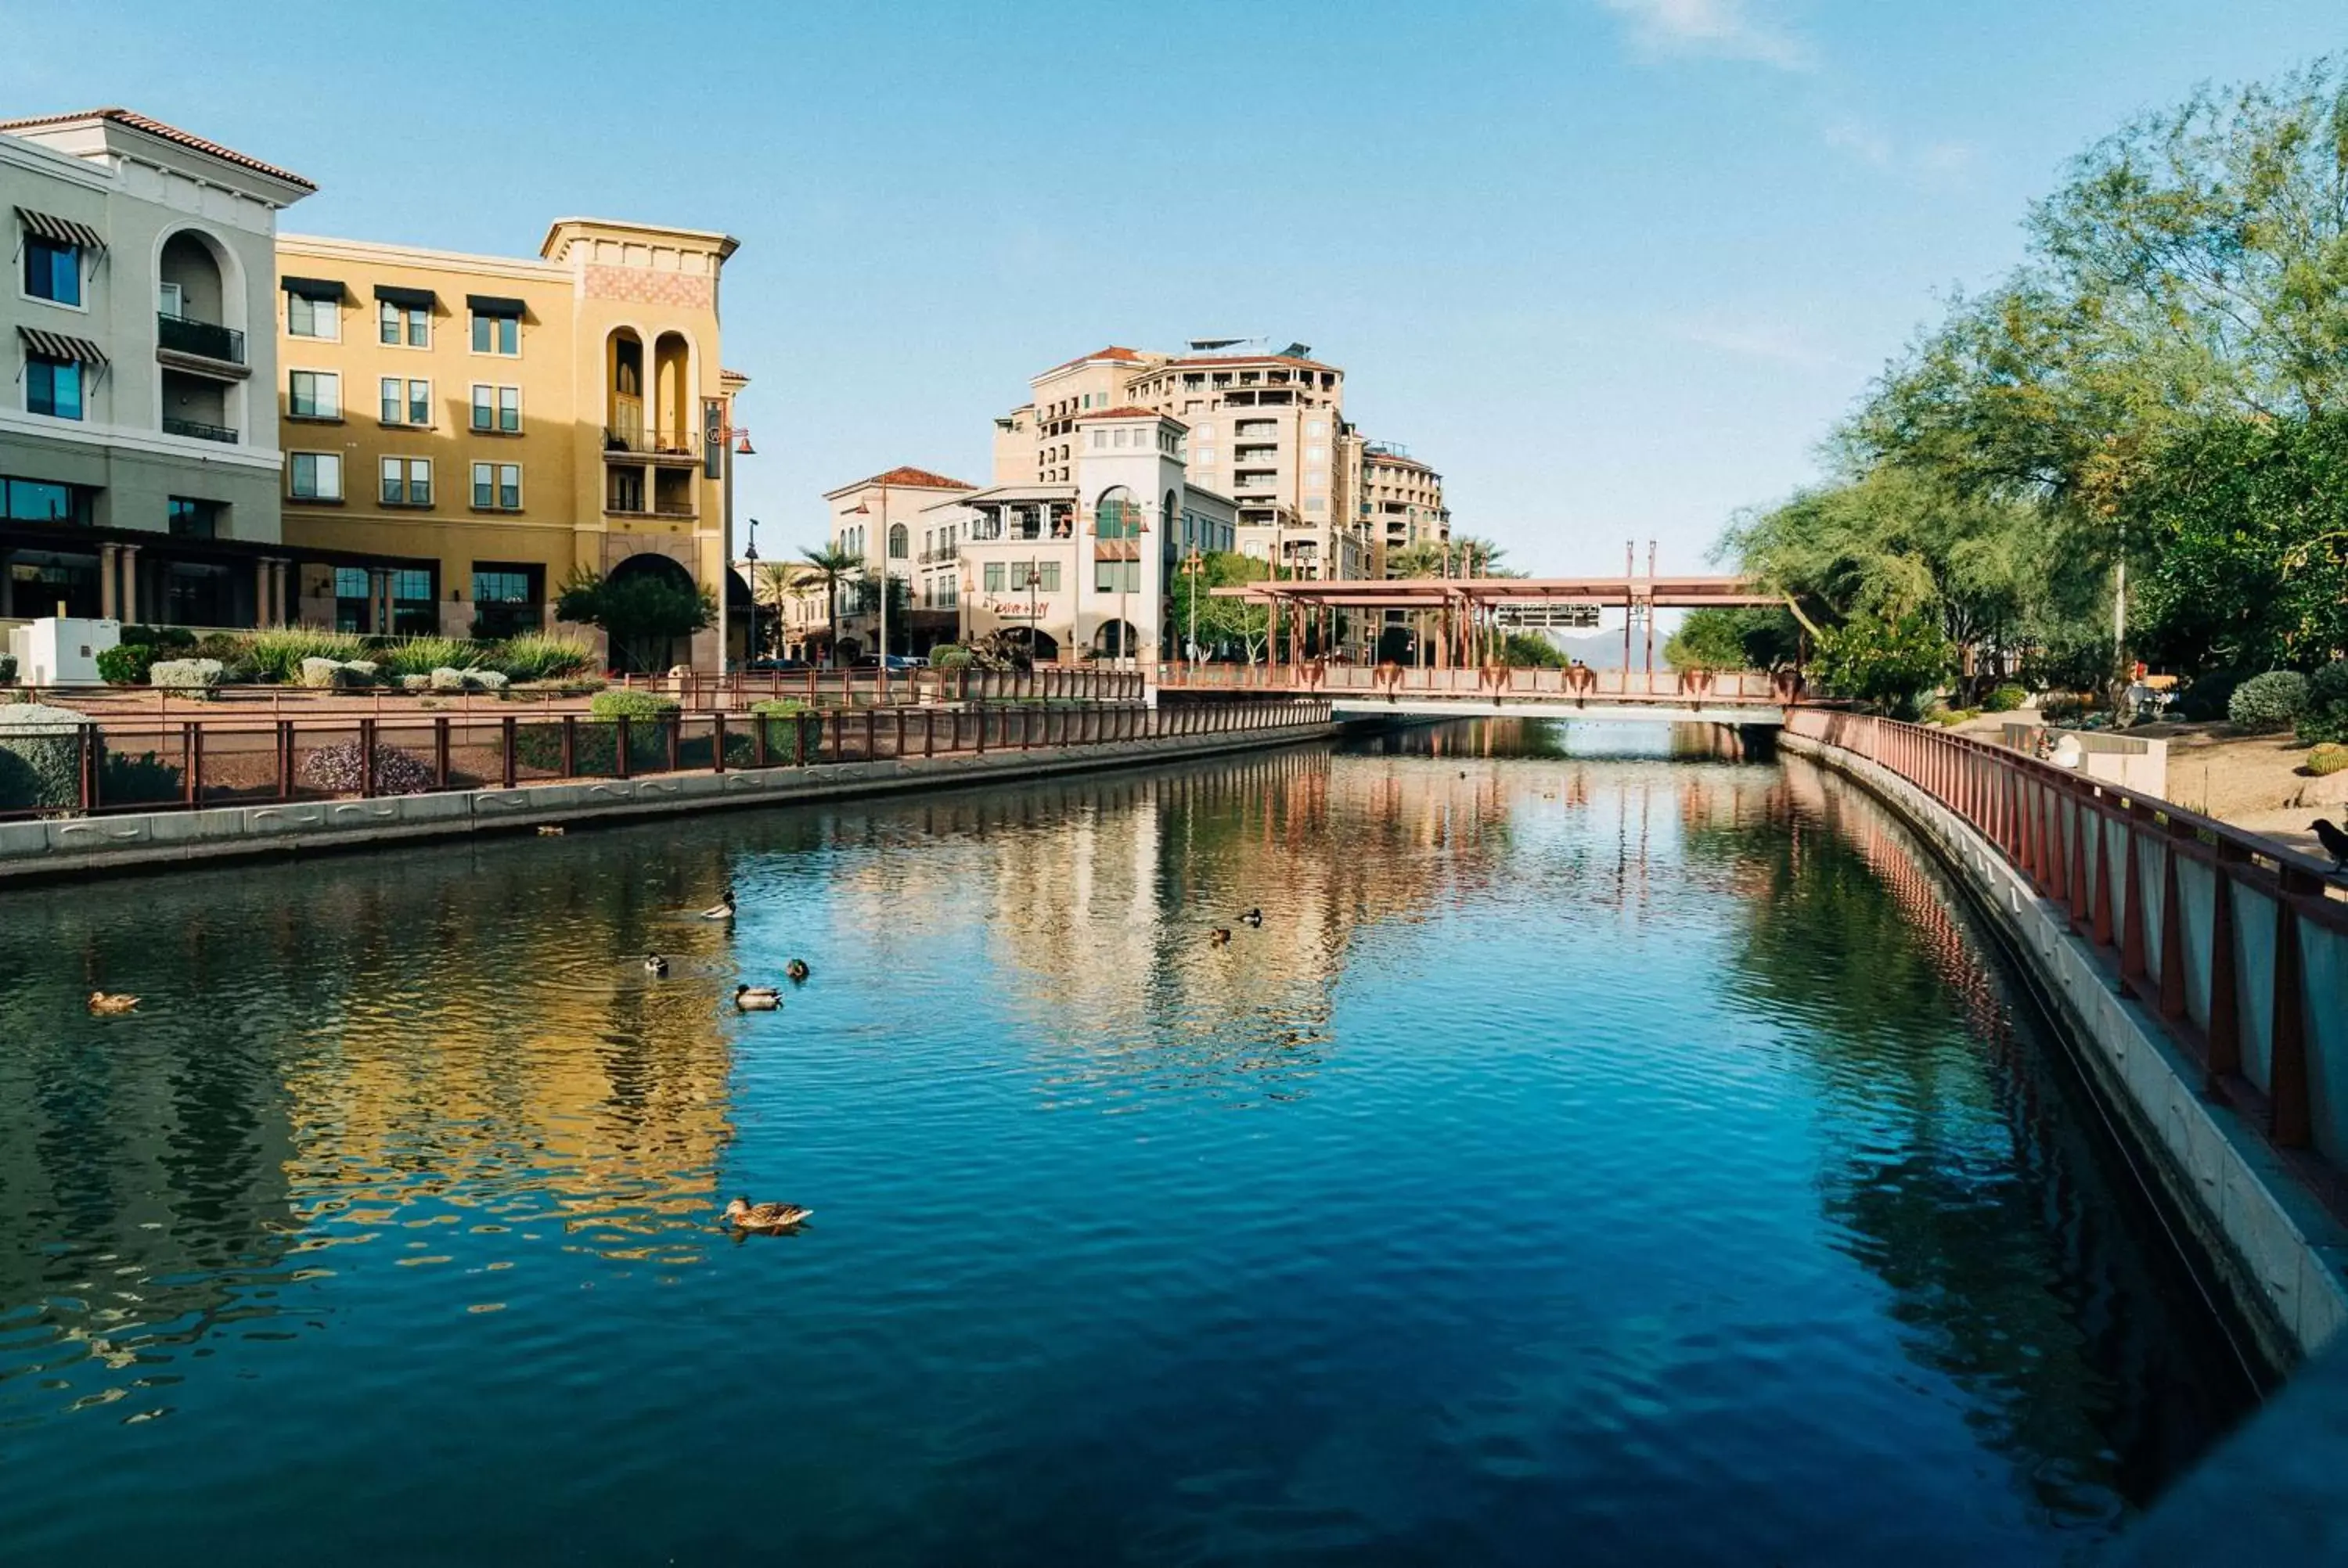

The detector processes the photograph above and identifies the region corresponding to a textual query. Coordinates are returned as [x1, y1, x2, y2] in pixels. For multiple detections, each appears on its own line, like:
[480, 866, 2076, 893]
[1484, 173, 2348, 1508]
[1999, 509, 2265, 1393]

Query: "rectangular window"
[409, 379, 430, 425]
[23, 236, 81, 306]
[167, 497, 221, 539]
[473, 569, 530, 603]
[473, 462, 522, 509]
[1038, 561, 1061, 592]
[379, 301, 428, 347]
[380, 377, 401, 424]
[1093, 559, 1140, 593]
[290, 451, 343, 500]
[286, 292, 338, 340]
[470, 313, 519, 355]
[289, 370, 340, 419]
[334, 566, 369, 599]
[381, 457, 432, 506]
[26, 354, 83, 419]
[498, 385, 520, 432]
[983, 562, 1005, 593]
[2, 474, 94, 524]
[391, 568, 431, 602]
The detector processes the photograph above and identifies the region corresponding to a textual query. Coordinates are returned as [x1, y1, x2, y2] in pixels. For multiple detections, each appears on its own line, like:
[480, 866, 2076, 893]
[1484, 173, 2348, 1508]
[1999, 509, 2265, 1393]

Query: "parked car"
[746, 657, 810, 673]
[852, 654, 928, 671]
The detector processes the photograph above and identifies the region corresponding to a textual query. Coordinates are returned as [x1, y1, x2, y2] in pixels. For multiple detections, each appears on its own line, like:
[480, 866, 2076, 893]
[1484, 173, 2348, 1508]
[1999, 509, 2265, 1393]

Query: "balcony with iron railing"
[919, 543, 960, 563]
[156, 311, 246, 369]
[163, 416, 237, 444]
[601, 426, 702, 463]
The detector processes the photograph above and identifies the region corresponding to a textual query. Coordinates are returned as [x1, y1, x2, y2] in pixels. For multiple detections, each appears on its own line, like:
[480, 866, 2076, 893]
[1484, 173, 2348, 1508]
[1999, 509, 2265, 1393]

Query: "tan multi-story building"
[1361, 442, 1449, 571]
[991, 340, 1370, 584]
[822, 466, 977, 660]
[741, 557, 827, 663]
[272, 218, 744, 668]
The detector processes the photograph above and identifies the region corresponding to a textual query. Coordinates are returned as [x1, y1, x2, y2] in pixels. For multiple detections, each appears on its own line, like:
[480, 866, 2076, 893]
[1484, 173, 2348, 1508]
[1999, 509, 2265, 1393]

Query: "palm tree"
[798, 544, 864, 667]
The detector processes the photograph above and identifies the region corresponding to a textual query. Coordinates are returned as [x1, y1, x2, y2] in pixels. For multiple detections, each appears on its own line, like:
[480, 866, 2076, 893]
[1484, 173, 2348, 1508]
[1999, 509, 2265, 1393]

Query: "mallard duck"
[1238, 908, 1263, 927]
[1209, 927, 1232, 946]
[88, 991, 139, 1015]
[700, 887, 737, 920]
[734, 984, 781, 1011]
[723, 1196, 812, 1231]
[537, 825, 565, 837]
[785, 958, 811, 984]
[643, 954, 670, 977]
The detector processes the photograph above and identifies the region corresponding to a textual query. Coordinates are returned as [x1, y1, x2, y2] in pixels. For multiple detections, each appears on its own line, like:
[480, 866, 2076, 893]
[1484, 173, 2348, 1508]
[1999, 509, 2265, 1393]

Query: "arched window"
[888, 523, 909, 559]
[1095, 486, 1139, 541]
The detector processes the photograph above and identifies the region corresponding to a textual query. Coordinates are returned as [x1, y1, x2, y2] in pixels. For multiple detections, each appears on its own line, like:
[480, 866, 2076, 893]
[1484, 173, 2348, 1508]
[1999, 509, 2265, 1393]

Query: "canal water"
[0, 722, 2256, 1565]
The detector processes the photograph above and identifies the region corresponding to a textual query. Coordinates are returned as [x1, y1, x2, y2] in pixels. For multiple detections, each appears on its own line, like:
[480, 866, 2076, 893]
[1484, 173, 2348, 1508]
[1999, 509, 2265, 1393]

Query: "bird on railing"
[2314, 818, 2348, 875]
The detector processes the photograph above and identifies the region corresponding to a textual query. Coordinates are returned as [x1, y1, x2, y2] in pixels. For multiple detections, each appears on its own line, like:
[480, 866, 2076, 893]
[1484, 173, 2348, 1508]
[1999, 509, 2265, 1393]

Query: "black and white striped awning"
[14, 206, 106, 252]
[16, 324, 108, 366]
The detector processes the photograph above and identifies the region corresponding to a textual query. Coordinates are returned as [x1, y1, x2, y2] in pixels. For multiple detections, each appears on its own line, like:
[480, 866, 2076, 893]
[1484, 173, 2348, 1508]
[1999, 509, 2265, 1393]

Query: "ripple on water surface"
[0, 725, 2256, 1564]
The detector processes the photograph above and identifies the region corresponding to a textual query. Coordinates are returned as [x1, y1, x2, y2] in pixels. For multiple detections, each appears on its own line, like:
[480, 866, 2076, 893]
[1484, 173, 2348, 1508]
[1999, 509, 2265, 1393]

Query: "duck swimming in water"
[700, 887, 737, 920]
[643, 954, 670, 977]
[1238, 908, 1262, 927]
[734, 983, 781, 1011]
[88, 991, 139, 1015]
[1209, 928, 1232, 946]
[723, 1197, 812, 1232]
[785, 958, 811, 984]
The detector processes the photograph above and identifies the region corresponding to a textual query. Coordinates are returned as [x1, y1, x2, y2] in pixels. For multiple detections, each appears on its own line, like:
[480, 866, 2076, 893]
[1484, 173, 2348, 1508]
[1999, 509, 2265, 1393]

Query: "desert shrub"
[2170, 670, 2242, 723]
[0, 653, 15, 684]
[148, 658, 223, 696]
[2297, 662, 2348, 746]
[377, 636, 484, 678]
[401, 674, 432, 692]
[590, 688, 680, 722]
[0, 703, 91, 812]
[247, 627, 365, 683]
[95, 644, 157, 686]
[1983, 684, 2027, 714]
[430, 666, 470, 692]
[2303, 743, 2348, 777]
[2228, 670, 2310, 734]
[296, 739, 436, 797]
[1924, 707, 1980, 727]
[512, 690, 681, 775]
[99, 749, 183, 805]
[2040, 694, 2092, 728]
[930, 643, 974, 670]
[491, 632, 597, 682]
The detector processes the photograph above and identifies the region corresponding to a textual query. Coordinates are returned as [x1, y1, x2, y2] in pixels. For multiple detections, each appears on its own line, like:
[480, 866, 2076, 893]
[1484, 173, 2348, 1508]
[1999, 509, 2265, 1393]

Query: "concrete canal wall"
[1782, 728, 2348, 1368]
[0, 721, 1356, 886]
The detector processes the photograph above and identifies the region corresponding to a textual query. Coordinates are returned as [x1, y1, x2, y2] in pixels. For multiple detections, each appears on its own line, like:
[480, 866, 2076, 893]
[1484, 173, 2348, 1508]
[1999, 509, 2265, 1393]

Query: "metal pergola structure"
[1211, 574, 1784, 675]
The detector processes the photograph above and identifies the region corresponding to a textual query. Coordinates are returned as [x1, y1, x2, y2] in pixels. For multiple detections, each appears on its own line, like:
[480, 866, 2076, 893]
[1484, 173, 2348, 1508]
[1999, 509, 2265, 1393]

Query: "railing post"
[434, 716, 451, 790]
[358, 717, 377, 799]
[712, 711, 728, 774]
[561, 715, 577, 779]
[975, 704, 986, 755]
[865, 708, 877, 761]
[502, 716, 517, 789]
[2156, 835, 2186, 1022]
[667, 714, 682, 774]
[80, 722, 98, 813]
[2120, 815, 2150, 988]
[2270, 872, 2315, 1148]
[615, 715, 632, 780]
[752, 709, 770, 768]
[2205, 850, 2242, 1081]
[2067, 795, 2091, 929]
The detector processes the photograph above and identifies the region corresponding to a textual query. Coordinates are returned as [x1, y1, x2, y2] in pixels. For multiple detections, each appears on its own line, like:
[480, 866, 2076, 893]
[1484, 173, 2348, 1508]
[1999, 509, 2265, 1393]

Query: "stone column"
[270, 559, 290, 627]
[120, 545, 141, 625]
[369, 567, 390, 635]
[254, 559, 275, 628]
[99, 544, 120, 620]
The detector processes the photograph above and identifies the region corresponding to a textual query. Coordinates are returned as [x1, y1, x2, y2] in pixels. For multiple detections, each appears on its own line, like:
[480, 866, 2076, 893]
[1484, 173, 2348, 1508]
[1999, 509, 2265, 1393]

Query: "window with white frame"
[288, 370, 340, 420]
[379, 301, 429, 347]
[286, 292, 340, 340]
[290, 451, 343, 500]
[380, 456, 432, 506]
[472, 462, 521, 509]
[471, 383, 520, 433]
[470, 311, 519, 356]
[380, 377, 430, 426]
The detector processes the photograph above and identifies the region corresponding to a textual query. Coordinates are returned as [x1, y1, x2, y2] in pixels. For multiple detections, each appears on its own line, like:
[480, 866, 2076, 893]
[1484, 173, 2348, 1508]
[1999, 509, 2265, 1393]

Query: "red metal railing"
[1787, 707, 2348, 1197]
[2, 699, 1332, 822]
[1156, 662, 1799, 704]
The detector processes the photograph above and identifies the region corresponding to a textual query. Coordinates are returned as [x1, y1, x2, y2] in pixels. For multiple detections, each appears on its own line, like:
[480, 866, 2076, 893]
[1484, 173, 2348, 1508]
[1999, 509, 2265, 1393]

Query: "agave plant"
[376, 635, 486, 678]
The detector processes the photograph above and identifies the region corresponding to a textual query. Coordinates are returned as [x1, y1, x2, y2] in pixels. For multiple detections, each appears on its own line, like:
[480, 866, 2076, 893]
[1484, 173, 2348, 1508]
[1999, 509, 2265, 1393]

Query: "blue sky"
[5, 1, 2339, 574]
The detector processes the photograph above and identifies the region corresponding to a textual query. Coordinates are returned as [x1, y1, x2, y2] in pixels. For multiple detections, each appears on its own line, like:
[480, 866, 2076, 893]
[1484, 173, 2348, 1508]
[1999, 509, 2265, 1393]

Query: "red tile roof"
[0, 107, 315, 192]
[1158, 353, 1338, 374]
[1035, 345, 1150, 379]
[1075, 405, 1183, 424]
[844, 465, 978, 492]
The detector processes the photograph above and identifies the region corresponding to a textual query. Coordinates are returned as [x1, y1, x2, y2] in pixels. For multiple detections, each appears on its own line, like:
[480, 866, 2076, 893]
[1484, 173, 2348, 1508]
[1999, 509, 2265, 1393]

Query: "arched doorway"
[1092, 620, 1137, 660]
[1001, 626, 1058, 666]
[600, 552, 702, 672]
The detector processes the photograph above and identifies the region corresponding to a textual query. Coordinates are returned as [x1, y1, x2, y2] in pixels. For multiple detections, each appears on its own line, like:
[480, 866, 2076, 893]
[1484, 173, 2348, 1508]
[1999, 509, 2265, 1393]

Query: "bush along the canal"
[100, 750, 183, 805]
[95, 644, 159, 687]
[297, 739, 436, 797]
[514, 689, 681, 775]
[0, 703, 90, 812]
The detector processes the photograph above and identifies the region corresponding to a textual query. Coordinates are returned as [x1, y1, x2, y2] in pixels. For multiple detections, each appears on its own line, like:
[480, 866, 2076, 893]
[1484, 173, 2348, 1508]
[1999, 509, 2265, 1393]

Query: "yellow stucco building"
[272, 218, 746, 667]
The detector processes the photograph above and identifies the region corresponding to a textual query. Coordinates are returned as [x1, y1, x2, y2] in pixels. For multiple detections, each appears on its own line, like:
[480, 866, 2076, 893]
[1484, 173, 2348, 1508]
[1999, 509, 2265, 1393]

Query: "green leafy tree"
[1812, 610, 1955, 717]
[797, 544, 864, 668]
[1664, 608, 1802, 672]
[1170, 550, 1273, 663]
[554, 568, 713, 674]
[1500, 632, 1566, 668]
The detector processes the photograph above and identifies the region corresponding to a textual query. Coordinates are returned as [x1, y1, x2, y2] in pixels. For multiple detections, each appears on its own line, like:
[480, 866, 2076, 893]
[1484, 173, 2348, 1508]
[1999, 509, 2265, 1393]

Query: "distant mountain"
[1523, 627, 1666, 672]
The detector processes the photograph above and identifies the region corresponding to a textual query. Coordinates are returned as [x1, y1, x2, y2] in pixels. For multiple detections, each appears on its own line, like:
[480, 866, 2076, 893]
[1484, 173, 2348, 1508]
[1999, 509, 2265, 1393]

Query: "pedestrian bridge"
[1158, 663, 1802, 725]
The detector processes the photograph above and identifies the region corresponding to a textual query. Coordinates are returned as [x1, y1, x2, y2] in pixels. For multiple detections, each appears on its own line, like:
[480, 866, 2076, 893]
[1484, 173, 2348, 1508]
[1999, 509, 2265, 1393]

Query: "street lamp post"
[1181, 547, 1204, 669]
[1021, 565, 1043, 666]
[742, 517, 760, 682]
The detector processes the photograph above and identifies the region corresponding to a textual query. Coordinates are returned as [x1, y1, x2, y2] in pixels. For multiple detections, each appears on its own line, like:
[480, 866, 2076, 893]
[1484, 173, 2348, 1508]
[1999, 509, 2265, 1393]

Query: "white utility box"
[9, 617, 120, 686]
